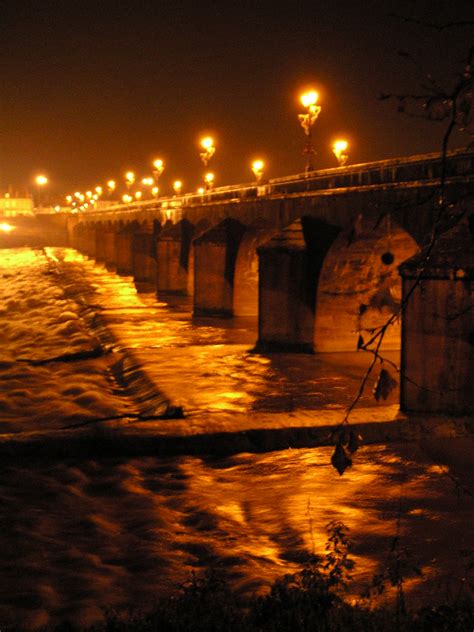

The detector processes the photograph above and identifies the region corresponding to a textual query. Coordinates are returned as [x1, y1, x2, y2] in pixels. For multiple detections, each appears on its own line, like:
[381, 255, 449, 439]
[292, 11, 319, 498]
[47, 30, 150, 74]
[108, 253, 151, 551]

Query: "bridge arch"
[233, 223, 279, 317]
[314, 215, 419, 352]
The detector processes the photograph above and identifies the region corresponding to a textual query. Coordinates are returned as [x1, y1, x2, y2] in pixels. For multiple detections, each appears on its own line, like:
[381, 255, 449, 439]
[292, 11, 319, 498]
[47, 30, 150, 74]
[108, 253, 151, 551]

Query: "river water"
[0, 248, 472, 630]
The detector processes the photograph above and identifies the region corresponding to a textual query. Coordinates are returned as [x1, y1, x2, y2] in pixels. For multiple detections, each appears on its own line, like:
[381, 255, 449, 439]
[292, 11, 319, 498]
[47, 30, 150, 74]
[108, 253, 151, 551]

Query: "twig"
[390, 14, 474, 32]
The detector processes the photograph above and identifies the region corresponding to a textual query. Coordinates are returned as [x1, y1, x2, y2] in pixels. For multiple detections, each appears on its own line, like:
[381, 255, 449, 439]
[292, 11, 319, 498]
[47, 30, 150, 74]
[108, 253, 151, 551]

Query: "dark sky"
[1, 0, 473, 198]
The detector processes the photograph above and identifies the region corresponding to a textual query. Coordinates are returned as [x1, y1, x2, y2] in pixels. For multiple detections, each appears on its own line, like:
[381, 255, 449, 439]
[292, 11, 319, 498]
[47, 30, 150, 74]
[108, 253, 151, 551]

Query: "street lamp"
[332, 139, 349, 166]
[251, 159, 265, 183]
[151, 186, 160, 198]
[204, 172, 215, 190]
[298, 90, 321, 173]
[34, 174, 48, 209]
[152, 159, 164, 182]
[200, 136, 215, 166]
[173, 180, 183, 195]
[125, 171, 135, 190]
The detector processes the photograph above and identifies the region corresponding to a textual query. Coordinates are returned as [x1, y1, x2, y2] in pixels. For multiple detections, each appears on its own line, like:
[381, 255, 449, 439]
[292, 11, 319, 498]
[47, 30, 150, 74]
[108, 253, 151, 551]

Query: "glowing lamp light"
[107, 180, 116, 191]
[35, 174, 48, 186]
[151, 186, 159, 197]
[95, 186, 103, 195]
[332, 139, 349, 166]
[300, 90, 319, 108]
[0, 222, 15, 233]
[142, 177, 154, 186]
[122, 194, 132, 203]
[201, 136, 214, 150]
[135, 191, 142, 200]
[251, 159, 265, 182]
[197, 187, 205, 195]
[66, 195, 73, 204]
[86, 190, 93, 199]
[173, 180, 183, 195]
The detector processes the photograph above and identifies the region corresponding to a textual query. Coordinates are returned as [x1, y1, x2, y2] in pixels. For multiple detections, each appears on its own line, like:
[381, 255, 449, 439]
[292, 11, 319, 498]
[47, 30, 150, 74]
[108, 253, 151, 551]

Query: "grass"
[11, 521, 471, 632]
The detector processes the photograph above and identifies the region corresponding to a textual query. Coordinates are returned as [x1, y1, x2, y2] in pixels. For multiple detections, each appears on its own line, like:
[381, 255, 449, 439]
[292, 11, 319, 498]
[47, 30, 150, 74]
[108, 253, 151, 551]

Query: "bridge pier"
[400, 219, 473, 415]
[156, 219, 195, 295]
[94, 222, 106, 262]
[72, 222, 86, 254]
[82, 222, 97, 258]
[116, 220, 139, 275]
[103, 221, 117, 269]
[132, 221, 159, 287]
[256, 217, 340, 352]
[193, 218, 246, 317]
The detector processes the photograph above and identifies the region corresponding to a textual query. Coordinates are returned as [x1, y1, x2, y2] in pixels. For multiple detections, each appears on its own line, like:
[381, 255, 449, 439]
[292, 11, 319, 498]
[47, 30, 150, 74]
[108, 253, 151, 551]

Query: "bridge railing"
[74, 147, 474, 218]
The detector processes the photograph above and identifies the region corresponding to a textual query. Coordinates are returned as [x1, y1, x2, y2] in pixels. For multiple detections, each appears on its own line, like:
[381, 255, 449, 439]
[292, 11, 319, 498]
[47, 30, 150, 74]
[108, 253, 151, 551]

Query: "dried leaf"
[331, 443, 352, 476]
[373, 368, 398, 401]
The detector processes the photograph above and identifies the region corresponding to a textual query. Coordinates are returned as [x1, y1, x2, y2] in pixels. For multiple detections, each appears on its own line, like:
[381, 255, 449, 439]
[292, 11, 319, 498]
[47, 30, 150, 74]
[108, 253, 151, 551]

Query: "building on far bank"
[0, 193, 34, 217]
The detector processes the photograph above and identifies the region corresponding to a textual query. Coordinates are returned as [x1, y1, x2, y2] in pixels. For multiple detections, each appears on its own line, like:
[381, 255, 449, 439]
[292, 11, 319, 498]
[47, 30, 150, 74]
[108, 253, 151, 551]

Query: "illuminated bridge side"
[4, 149, 471, 417]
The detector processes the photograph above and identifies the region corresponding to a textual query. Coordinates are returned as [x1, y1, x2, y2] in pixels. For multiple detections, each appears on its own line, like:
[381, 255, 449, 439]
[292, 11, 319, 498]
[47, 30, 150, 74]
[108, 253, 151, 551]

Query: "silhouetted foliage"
[333, 15, 474, 475]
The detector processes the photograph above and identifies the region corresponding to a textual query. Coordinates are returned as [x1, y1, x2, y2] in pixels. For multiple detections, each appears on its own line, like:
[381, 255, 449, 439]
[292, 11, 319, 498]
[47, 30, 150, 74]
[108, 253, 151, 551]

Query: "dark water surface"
[0, 249, 471, 630]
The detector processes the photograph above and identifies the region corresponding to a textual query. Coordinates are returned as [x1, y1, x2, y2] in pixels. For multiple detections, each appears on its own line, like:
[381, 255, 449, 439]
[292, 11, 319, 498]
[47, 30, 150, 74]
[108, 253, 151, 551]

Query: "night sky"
[1, 0, 473, 198]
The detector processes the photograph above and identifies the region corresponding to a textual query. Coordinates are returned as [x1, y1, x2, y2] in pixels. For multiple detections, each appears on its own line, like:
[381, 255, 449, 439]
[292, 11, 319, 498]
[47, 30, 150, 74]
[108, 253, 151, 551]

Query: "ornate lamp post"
[298, 90, 321, 173]
[125, 171, 135, 191]
[199, 136, 215, 166]
[34, 174, 48, 209]
[251, 159, 265, 183]
[332, 139, 349, 166]
[204, 172, 215, 191]
[152, 159, 164, 183]
[107, 180, 116, 199]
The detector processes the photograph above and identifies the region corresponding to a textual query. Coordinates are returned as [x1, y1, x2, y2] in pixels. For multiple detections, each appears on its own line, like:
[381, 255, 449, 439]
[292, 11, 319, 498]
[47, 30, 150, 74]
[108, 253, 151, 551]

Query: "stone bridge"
[8, 149, 474, 416]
